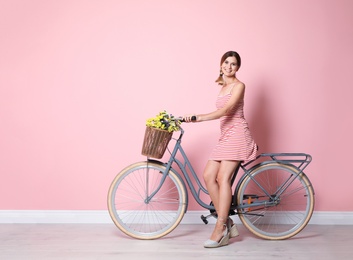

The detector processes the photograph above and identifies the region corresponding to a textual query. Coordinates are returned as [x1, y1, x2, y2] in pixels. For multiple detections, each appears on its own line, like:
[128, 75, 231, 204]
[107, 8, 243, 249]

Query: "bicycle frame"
[108, 123, 315, 240]
[145, 126, 313, 213]
[145, 127, 216, 210]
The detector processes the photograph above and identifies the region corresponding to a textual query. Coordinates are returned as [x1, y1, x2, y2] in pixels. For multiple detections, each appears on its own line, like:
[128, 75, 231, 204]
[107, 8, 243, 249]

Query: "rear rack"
[242, 153, 312, 173]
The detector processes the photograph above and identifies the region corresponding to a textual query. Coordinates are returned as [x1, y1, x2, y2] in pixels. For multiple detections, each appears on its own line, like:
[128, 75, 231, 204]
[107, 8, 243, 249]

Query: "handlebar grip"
[180, 116, 196, 122]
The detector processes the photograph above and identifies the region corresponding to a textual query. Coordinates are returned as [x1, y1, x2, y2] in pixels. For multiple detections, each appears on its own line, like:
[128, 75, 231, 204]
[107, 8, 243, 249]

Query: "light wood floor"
[0, 223, 351, 259]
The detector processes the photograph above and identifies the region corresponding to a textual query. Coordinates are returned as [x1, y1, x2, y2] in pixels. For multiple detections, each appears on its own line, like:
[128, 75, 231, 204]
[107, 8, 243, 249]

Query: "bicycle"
[107, 120, 315, 240]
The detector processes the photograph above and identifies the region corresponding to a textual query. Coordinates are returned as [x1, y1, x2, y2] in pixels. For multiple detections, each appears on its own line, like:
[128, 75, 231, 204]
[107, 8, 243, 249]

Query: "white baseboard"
[0, 210, 352, 225]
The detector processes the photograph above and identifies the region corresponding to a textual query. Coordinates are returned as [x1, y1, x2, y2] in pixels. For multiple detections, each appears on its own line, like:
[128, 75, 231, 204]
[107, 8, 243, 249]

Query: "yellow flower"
[145, 110, 181, 132]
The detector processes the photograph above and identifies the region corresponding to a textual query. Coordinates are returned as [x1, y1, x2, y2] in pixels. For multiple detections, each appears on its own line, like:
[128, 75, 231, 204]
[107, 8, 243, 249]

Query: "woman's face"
[221, 56, 238, 77]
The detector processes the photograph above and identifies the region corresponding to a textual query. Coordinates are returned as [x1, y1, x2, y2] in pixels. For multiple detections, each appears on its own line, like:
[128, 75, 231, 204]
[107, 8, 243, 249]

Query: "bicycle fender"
[235, 161, 315, 198]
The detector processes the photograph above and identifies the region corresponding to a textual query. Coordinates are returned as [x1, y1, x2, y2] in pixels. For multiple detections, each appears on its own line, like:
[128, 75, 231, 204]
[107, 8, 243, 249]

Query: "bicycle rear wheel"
[237, 163, 314, 240]
[107, 161, 187, 240]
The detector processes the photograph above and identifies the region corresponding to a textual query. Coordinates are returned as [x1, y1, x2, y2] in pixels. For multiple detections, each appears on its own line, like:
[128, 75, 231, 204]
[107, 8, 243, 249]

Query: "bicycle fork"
[143, 161, 172, 204]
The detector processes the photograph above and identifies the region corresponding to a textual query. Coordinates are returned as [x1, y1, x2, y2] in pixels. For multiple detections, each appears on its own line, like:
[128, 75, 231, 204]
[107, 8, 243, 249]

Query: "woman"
[183, 51, 257, 248]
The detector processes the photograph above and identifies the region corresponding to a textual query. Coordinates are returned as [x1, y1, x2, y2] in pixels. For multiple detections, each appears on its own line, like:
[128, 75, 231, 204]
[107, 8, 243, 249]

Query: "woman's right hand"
[183, 115, 197, 123]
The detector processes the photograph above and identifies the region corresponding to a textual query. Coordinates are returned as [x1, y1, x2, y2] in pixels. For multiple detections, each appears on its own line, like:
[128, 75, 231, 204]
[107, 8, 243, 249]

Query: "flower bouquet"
[142, 111, 181, 159]
[145, 110, 181, 133]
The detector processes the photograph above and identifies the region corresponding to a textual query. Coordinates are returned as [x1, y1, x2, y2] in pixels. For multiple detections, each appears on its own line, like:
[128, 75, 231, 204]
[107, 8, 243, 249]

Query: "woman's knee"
[203, 170, 216, 184]
[217, 176, 231, 189]
[203, 161, 220, 183]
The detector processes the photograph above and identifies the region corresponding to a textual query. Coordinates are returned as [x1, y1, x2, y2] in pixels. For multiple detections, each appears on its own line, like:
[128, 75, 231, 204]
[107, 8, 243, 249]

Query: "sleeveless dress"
[209, 88, 257, 162]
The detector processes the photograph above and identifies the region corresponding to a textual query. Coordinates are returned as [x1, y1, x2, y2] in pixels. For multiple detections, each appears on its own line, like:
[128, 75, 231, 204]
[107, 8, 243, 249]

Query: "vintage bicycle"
[107, 118, 314, 240]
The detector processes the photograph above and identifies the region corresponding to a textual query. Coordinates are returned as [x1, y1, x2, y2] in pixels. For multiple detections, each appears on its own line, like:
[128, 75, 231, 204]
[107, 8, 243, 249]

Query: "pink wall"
[1, 0, 352, 211]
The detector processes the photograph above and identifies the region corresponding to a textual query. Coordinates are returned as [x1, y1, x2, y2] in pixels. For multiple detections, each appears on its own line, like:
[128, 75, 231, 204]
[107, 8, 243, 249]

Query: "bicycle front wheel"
[237, 163, 315, 240]
[107, 161, 187, 240]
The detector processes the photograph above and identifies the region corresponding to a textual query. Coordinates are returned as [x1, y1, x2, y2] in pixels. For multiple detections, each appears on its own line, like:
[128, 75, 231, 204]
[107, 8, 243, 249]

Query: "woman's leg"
[216, 160, 240, 221]
[203, 160, 240, 241]
[203, 160, 221, 213]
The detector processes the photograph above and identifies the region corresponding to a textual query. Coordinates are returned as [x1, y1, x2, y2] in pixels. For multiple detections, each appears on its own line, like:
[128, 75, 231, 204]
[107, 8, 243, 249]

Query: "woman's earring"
[220, 70, 223, 76]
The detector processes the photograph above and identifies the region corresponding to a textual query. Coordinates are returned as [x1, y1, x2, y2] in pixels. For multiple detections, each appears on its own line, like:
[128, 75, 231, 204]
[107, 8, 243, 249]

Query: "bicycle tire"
[237, 162, 314, 240]
[107, 161, 187, 240]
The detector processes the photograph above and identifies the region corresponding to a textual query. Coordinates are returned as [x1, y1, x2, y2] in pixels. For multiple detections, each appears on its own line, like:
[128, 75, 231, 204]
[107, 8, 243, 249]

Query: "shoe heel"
[219, 233, 230, 246]
[230, 224, 239, 238]
[227, 218, 239, 238]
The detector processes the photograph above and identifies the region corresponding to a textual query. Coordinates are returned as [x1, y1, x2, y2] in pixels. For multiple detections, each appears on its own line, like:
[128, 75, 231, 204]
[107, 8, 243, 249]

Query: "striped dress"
[209, 93, 257, 162]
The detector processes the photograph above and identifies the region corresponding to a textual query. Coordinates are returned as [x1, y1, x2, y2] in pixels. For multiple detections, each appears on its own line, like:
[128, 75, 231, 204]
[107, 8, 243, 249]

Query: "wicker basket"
[141, 127, 173, 159]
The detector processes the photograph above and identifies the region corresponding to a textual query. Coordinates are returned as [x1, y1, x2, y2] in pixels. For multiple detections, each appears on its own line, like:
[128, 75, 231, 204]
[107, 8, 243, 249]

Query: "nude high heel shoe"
[203, 224, 230, 248]
[227, 218, 239, 238]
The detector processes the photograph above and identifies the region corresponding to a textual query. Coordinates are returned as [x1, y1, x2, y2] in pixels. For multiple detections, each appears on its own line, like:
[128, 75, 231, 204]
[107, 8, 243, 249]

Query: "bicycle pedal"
[200, 215, 208, 224]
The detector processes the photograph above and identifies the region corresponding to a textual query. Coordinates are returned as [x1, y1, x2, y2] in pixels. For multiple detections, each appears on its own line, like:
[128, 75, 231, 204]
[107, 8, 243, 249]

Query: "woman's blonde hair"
[215, 51, 241, 85]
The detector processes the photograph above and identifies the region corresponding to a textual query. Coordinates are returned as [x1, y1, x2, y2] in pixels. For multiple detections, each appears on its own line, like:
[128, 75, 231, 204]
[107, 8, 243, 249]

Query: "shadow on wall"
[247, 81, 275, 155]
